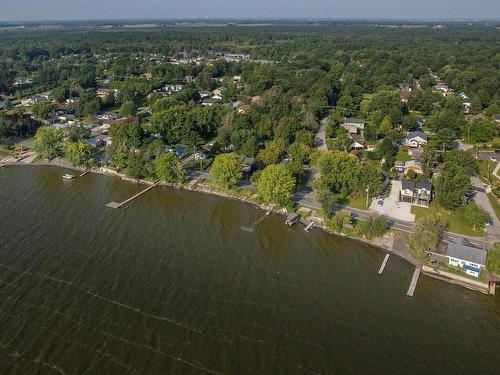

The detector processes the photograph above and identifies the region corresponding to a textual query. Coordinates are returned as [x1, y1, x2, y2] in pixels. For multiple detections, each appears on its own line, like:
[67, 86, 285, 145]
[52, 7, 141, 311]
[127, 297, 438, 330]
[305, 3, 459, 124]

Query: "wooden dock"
[241, 209, 272, 232]
[407, 267, 421, 297]
[106, 181, 160, 209]
[378, 254, 390, 275]
[80, 169, 91, 177]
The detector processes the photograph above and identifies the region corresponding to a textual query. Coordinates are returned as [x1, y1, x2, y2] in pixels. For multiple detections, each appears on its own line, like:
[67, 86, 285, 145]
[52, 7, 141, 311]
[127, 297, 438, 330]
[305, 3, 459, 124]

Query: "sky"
[1, 0, 500, 21]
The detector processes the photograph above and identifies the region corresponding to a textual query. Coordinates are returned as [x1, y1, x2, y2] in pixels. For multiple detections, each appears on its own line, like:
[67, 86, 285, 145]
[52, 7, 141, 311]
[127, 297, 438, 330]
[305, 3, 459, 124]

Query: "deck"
[106, 181, 160, 209]
[407, 267, 421, 297]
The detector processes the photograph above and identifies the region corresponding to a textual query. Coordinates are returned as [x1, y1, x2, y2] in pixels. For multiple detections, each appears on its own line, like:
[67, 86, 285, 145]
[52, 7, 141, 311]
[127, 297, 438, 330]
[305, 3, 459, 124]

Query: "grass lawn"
[411, 204, 486, 237]
[488, 193, 500, 221]
[395, 149, 412, 162]
[478, 160, 498, 183]
[338, 193, 369, 210]
[0, 144, 11, 157]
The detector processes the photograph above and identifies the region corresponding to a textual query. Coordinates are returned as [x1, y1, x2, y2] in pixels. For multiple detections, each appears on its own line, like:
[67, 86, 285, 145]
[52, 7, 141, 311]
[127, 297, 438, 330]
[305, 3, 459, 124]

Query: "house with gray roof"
[405, 131, 428, 148]
[400, 179, 432, 207]
[429, 238, 487, 278]
[341, 118, 365, 134]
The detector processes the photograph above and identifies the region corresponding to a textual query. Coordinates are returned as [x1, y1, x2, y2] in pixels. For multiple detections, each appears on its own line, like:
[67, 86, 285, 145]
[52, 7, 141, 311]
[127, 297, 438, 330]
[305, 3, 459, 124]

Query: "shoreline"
[4, 160, 494, 296]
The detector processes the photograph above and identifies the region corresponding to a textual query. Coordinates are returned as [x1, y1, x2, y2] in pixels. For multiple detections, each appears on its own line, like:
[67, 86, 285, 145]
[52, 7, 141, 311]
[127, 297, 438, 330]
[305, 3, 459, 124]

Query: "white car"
[489, 157, 497, 162]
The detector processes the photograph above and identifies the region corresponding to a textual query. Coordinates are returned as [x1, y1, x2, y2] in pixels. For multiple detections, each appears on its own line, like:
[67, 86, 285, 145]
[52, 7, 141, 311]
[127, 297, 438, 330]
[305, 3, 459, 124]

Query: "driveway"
[370, 180, 415, 222]
[315, 117, 328, 151]
[470, 176, 500, 241]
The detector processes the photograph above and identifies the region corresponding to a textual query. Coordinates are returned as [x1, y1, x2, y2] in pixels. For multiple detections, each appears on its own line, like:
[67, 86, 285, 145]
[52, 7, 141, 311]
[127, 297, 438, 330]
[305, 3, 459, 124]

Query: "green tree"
[431, 128, 456, 151]
[433, 163, 471, 210]
[358, 164, 383, 199]
[288, 142, 311, 165]
[327, 209, 352, 231]
[316, 151, 360, 194]
[257, 164, 296, 207]
[256, 138, 286, 166]
[407, 214, 445, 259]
[119, 101, 137, 117]
[462, 203, 491, 230]
[487, 244, 500, 275]
[155, 153, 185, 183]
[211, 153, 242, 189]
[64, 142, 95, 167]
[32, 101, 57, 120]
[33, 126, 64, 160]
[355, 216, 389, 239]
[467, 119, 497, 144]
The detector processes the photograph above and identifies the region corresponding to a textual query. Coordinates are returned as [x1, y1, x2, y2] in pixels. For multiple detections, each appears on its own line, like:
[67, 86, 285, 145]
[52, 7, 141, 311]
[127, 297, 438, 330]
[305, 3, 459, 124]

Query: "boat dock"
[241, 208, 273, 232]
[106, 181, 160, 209]
[378, 254, 390, 275]
[80, 169, 91, 177]
[407, 267, 421, 297]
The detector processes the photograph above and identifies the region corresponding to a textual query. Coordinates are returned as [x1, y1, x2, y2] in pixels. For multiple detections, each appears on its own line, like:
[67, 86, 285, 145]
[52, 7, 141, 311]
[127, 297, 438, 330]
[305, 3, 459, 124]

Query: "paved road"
[295, 192, 495, 249]
[314, 116, 328, 151]
[471, 176, 500, 242]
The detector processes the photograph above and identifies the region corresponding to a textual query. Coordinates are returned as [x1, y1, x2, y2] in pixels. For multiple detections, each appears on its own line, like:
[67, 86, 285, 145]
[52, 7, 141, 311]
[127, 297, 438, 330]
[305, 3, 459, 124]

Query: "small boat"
[285, 213, 300, 226]
[62, 174, 75, 180]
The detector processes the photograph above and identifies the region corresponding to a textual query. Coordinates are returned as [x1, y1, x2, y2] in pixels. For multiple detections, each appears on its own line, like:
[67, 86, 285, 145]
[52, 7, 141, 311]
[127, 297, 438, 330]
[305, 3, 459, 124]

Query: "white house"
[405, 131, 428, 148]
[349, 141, 365, 151]
[341, 118, 365, 134]
[429, 238, 487, 278]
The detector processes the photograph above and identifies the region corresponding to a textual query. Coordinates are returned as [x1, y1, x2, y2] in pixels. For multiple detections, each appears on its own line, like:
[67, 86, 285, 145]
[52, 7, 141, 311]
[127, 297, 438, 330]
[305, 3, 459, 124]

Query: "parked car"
[489, 157, 497, 162]
[377, 199, 384, 207]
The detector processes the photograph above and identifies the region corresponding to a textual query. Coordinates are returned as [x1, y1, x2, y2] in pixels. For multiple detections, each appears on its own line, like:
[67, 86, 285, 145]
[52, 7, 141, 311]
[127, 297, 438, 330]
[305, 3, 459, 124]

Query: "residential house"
[202, 98, 222, 106]
[398, 84, 412, 103]
[341, 118, 366, 134]
[400, 179, 432, 207]
[212, 88, 224, 100]
[97, 112, 119, 121]
[404, 160, 423, 175]
[429, 238, 487, 278]
[97, 88, 119, 100]
[164, 84, 184, 95]
[405, 131, 428, 148]
[199, 90, 212, 99]
[462, 95, 472, 114]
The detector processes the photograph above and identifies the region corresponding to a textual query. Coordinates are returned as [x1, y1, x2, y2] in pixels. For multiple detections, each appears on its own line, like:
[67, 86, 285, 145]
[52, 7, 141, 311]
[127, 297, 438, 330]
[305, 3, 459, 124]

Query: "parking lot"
[370, 180, 415, 222]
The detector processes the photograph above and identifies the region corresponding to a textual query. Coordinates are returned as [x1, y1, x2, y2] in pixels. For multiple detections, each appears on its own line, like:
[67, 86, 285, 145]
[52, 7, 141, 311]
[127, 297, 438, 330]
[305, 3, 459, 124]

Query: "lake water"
[0, 165, 499, 374]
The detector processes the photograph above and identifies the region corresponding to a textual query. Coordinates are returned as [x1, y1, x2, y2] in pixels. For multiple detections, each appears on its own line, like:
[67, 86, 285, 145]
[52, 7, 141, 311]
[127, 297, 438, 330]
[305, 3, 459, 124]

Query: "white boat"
[62, 174, 75, 180]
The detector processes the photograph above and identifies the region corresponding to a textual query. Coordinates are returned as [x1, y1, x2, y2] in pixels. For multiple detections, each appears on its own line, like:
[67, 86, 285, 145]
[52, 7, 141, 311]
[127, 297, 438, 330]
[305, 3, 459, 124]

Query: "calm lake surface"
[0, 165, 499, 374]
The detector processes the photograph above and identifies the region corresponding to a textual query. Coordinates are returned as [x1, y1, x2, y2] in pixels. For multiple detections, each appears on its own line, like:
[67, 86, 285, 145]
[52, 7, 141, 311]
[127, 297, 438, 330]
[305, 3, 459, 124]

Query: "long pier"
[106, 181, 160, 209]
[407, 267, 421, 297]
[378, 254, 390, 275]
[241, 209, 273, 232]
[80, 169, 91, 177]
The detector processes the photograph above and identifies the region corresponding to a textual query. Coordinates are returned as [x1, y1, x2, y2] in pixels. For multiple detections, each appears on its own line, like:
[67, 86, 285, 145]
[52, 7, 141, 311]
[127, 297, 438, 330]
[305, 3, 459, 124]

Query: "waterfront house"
[400, 179, 432, 207]
[429, 238, 487, 278]
[341, 118, 366, 134]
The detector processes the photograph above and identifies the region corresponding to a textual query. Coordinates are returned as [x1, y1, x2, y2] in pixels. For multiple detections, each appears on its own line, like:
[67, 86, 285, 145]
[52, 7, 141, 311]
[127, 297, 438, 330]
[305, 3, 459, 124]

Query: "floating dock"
[241, 209, 273, 232]
[407, 267, 421, 297]
[378, 254, 390, 275]
[106, 181, 160, 209]
[304, 222, 314, 231]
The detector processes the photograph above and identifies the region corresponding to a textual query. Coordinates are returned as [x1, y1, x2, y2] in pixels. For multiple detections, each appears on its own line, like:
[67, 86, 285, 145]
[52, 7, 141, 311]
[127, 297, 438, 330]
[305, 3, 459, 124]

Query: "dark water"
[0, 166, 499, 375]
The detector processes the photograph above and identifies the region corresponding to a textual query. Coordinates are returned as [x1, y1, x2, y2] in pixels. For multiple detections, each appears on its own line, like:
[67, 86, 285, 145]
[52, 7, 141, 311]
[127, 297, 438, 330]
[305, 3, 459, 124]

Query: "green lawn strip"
[487, 193, 500, 221]
[411, 204, 485, 237]
[395, 149, 412, 162]
[338, 193, 369, 210]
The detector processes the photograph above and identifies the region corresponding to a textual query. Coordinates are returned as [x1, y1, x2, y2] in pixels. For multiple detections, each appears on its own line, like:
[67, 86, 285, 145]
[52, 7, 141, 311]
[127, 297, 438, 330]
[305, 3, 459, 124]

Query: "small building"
[199, 90, 212, 99]
[194, 152, 207, 160]
[398, 84, 412, 103]
[202, 98, 222, 107]
[492, 114, 500, 124]
[285, 213, 300, 226]
[405, 131, 428, 148]
[341, 118, 365, 134]
[404, 160, 423, 175]
[97, 88, 119, 100]
[400, 179, 432, 207]
[349, 141, 365, 151]
[429, 238, 487, 278]
[97, 112, 119, 121]
[462, 98, 472, 114]
[239, 156, 255, 174]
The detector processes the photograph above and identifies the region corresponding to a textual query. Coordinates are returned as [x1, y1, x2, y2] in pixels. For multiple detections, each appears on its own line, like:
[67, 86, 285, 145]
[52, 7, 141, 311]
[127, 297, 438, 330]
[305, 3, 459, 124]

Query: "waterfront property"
[400, 179, 432, 207]
[428, 238, 487, 278]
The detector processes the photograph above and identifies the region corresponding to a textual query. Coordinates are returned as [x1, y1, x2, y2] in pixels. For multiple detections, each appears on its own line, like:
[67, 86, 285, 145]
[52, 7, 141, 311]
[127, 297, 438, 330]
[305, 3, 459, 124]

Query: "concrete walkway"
[370, 180, 415, 222]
